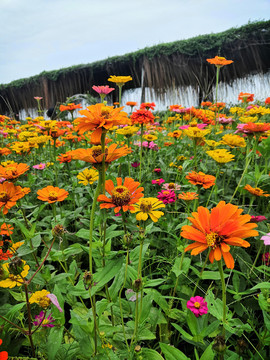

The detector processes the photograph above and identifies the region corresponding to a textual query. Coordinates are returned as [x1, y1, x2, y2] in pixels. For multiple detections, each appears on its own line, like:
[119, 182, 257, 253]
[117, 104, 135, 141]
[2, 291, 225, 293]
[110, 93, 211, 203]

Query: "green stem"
[218, 260, 227, 336]
[139, 123, 144, 183]
[249, 241, 264, 277]
[24, 283, 36, 357]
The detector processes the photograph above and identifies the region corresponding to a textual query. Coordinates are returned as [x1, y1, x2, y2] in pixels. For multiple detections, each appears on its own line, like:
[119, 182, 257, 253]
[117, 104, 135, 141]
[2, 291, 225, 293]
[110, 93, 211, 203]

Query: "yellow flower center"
[168, 183, 175, 189]
[0, 191, 8, 202]
[205, 232, 219, 248]
[48, 191, 58, 201]
[39, 296, 51, 308]
[139, 199, 153, 213]
[111, 186, 131, 206]
[194, 302, 201, 309]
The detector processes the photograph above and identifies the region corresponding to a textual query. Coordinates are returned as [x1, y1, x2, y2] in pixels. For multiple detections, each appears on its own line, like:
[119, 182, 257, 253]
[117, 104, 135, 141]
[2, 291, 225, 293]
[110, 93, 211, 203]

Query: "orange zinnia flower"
[130, 109, 155, 125]
[69, 143, 132, 168]
[181, 201, 259, 269]
[97, 177, 144, 213]
[206, 56, 233, 67]
[0, 182, 29, 214]
[0, 148, 12, 156]
[0, 163, 29, 180]
[0, 223, 14, 236]
[238, 92, 254, 103]
[59, 103, 82, 112]
[37, 186, 69, 203]
[57, 153, 72, 163]
[75, 103, 130, 143]
[178, 192, 199, 201]
[244, 185, 270, 197]
[186, 171, 215, 189]
[243, 122, 270, 134]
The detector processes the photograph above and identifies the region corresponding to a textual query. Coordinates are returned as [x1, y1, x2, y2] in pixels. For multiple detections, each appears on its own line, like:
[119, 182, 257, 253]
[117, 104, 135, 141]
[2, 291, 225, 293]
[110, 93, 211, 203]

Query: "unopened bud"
[123, 233, 133, 246]
[235, 338, 248, 355]
[132, 278, 143, 293]
[52, 224, 65, 237]
[83, 271, 93, 290]
[212, 335, 227, 354]
[0, 265, 9, 280]
[9, 257, 24, 276]
[134, 345, 141, 353]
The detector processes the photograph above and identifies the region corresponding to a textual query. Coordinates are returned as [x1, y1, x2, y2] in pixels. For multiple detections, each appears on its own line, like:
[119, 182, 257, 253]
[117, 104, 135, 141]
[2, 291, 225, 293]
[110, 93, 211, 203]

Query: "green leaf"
[47, 326, 64, 360]
[205, 290, 228, 321]
[142, 348, 164, 359]
[201, 271, 229, 280]
[172, 323, 193, 340]
[200, 343, 215, 360]
[145, 278, 165, 287]
[160, 342, 191, 360]
[250, 282, 270, 291]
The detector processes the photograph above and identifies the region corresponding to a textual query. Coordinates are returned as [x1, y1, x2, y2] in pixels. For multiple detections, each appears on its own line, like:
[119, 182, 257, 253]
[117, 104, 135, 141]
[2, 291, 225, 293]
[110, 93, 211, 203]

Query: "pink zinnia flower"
[218, 116, 234, 124]
[261, 232, 270, 246]
[162, 182, 181, 191]
[154, 168, 161, 173]
[33, 311, 55, 328]
[92, 85, 115, 95]
[148, 141, 159, 151]
[152, 178, 165, 185]
[157, 189, 176, 204]
[250, 215, 267, 223]
[33, 163, 46, 170]
[0, 177, 6, 183]
[187, 296, 208, 317]
[46, 293, 63, 312]
[179, 124, 207, 130]
[34, 96, 43, 100]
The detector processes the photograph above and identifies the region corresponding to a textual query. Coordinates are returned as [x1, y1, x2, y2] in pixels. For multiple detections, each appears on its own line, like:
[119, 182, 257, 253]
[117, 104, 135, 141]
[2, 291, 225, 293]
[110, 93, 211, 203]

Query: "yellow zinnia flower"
[0, 261, 29, 288]
[130, 197, 165, 222]
[77, 168, 99, 185]
[206, 149, 235, 163]
[29, 289, 51, 308]
[221, 134, 246, 148]
[108, 75, 132, 86]
[116, 125, 139, 137]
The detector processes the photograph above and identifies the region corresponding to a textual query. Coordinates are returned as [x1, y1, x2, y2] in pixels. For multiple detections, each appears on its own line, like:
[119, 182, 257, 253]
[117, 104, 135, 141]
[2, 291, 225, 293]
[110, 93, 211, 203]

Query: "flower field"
[0, 61, 270, 360]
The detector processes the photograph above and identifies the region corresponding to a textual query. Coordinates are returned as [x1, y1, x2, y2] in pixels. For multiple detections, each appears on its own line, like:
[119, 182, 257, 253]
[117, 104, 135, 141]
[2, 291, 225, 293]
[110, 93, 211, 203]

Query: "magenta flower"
[187, 296, 208, 317]
[157, 189, 176, 204]
[152, 178, 165, 185]
[179, 124, 207, 130]
[260, 233, 270, 246]
[33, 311, 55, 327]
[154, 168, 161, 173]
[131, 161, 140, 168]
[250, 215, 267, 223]
[33, 163, 46, 170]
[262, 252, 270, 266]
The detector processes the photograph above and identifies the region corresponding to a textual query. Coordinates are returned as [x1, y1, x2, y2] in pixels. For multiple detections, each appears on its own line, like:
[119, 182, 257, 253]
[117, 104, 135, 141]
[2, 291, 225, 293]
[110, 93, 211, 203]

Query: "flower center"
[91, 146, 108, 160]
[168, 183, 175, 189]
[205, 232, 219, 249]
[139, 199, 152, 213]
[111, 186, 131, 206]
[48, 191, 58, 201]
[194, 302, 201, 309]
[0, 191, 8, 202]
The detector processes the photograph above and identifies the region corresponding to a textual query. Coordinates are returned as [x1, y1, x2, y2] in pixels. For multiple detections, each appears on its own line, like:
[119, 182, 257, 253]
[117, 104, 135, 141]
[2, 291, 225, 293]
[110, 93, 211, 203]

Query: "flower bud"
[212, 335, 227, 354]
[83, 271, 94, 290]
[132, 278, 143, 293]
[235, 338, 248, 355]
[134, 345, 141, 353]
[9, 257, 24, 276]
[52, 224, 65, 238]
[123, 232, 133, 247]
[0, 265, 9, 280]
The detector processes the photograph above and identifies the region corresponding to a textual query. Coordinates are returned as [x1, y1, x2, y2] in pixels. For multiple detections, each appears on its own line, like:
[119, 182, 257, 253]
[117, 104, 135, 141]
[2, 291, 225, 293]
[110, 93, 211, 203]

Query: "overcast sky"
[0, 0, 269, 85]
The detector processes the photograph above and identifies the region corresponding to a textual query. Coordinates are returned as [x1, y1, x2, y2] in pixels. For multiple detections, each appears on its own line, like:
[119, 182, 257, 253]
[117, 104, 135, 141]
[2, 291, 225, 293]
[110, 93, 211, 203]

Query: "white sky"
[0, 0, 269, 84]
